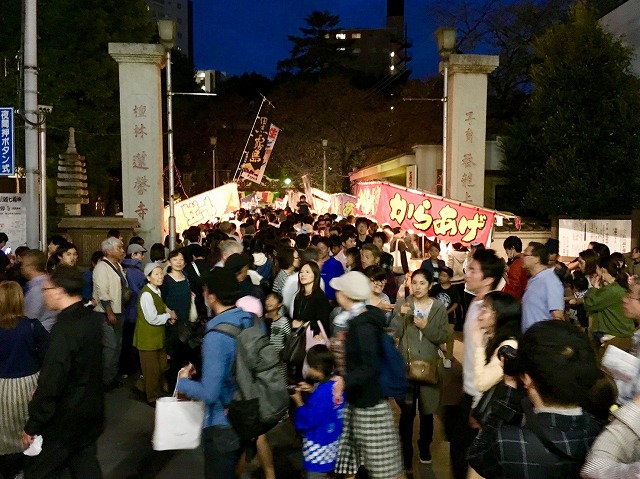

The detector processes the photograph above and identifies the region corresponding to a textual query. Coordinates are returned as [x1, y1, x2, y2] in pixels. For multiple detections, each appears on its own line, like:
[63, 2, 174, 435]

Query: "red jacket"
[503, 256, 528, 300]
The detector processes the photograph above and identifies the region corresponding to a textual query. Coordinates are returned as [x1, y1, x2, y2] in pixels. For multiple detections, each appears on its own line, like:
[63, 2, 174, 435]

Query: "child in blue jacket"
[291, 344, 344, 478]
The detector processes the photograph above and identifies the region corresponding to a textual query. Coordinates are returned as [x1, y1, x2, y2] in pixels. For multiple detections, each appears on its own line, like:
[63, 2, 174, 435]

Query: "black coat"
[24, 302, 104, 448]
[344, 305, 387, 408]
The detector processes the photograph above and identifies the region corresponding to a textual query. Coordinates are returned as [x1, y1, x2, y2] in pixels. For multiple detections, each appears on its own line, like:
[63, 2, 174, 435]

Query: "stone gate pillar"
[444, 54, 499, 207]
[109, 43, 165, 244]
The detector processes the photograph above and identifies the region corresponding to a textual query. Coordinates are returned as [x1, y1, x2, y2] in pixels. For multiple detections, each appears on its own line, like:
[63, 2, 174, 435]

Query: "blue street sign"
[0, 107, 14, 176]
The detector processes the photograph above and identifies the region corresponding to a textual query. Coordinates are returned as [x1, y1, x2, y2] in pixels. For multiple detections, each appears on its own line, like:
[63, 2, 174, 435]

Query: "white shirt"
[139, 284, 172, 325]
[463, 298, 483, 405]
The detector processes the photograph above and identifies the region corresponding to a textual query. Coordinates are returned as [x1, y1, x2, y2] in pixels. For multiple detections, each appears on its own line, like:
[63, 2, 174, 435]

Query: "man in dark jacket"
[468, 320, 603, 479]
[22, 266, 104, 479]
[184, 244, 210, 317]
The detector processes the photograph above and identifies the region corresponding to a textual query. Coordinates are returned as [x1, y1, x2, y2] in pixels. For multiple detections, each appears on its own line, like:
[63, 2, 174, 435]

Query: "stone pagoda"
[56, 128, 89, 215]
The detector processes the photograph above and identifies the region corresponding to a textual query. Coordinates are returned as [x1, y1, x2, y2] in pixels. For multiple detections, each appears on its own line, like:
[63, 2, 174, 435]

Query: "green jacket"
[133, 284, 168, 351]
[584, 282, 635, 338]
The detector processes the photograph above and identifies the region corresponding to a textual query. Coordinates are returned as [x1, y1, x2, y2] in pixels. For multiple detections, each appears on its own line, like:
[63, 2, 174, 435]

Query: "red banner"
[354, 182, 495, 245]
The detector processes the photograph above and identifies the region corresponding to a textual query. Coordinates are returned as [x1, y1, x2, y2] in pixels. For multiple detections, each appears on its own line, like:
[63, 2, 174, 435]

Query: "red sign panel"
[354, 182, 494, 245]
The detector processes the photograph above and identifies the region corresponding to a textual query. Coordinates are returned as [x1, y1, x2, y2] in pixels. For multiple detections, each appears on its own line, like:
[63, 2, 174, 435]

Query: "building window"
[337, 47, 346, 51]
[352, 33, 361, 39]
[177, 2, 182, 8]
[336, 33, 346, 40]
[177, 17, 182, 24]
[177, 32, 183, 39]
[352, 48, 361, 54]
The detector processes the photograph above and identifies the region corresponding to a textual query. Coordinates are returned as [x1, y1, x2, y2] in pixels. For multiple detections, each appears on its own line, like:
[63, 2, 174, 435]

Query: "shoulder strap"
[210, 322, 243, 338]
[102, 258, 128, 285]
[522, 399, 580, 463]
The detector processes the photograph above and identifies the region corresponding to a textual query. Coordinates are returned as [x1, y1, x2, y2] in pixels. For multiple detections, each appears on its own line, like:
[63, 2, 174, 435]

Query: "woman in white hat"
[330, 271, 405, 479]
[133, 262, 176, 407]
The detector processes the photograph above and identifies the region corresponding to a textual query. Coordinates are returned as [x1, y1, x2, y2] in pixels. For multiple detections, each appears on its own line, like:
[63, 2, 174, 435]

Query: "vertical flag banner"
[302, 174, 315, 210]
[0, 108, 14, 176]
[253, 124, 279, 184]
[236, 98, 278, 185]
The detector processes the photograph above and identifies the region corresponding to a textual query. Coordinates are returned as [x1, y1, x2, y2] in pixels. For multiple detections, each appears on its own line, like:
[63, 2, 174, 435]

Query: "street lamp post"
[210, 136, 217, 189]
[322, 139, 328, 192]
[158, 18, 176, 251]
[435, 26, 456, 198]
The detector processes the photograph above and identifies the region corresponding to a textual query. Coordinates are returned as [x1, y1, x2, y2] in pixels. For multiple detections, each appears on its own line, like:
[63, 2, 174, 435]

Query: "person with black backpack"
[176, 267, 253, 479]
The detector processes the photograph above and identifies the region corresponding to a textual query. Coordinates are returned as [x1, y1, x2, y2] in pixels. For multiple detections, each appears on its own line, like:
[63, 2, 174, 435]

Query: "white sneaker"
[443, 359, 452, 369]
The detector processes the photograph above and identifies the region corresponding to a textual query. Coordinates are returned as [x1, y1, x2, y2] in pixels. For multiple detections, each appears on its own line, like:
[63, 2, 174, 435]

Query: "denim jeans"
[203, 425, 241, 479]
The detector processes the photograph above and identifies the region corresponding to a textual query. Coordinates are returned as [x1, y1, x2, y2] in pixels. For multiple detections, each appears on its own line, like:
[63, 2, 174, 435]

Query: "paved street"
[96, 334, 465, 479]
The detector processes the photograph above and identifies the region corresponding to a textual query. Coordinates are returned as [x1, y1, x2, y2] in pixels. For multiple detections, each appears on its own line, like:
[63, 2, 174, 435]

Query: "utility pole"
[24, 0, 40, 248]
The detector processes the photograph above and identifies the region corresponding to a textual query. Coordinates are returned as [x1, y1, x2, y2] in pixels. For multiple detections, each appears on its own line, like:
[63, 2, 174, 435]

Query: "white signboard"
[0, 193, 26, 250]
[164, 183, 240, 235]
[558, 219, 632, 257]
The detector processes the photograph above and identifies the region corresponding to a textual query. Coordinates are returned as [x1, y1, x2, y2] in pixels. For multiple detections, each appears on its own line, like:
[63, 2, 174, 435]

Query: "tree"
[260, 75, 441, 193]
[500, 2, 640, 217]
[0, 0, 156, 209]
[276, 11, 354, 78]
[431, 0, 574, 129]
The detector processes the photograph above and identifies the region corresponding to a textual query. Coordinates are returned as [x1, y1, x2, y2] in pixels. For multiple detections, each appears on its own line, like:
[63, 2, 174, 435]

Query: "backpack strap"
[210, 322, 243, 338]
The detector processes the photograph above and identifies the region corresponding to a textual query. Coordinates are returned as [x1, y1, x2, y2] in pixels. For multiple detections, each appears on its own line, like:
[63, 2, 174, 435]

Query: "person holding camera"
[467, 320, 605, 479]
[468, 292, 522, 435]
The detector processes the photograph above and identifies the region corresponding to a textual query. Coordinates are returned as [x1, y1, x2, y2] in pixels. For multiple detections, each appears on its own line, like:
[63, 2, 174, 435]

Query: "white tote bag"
[152, 387, 205, 451]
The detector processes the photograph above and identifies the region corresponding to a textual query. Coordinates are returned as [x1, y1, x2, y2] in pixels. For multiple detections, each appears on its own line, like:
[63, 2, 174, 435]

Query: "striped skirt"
[0, 372, 39, 454]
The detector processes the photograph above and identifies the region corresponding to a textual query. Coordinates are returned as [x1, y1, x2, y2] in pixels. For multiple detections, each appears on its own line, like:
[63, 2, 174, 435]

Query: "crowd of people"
[2, 200, 640, 478]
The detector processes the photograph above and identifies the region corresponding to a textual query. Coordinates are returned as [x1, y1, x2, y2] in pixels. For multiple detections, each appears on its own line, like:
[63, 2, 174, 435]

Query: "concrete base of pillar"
[58, 217, 140, 268]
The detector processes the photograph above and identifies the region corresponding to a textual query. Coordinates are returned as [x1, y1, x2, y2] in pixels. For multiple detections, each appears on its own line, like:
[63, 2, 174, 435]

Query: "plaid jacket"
[468, 386, 602, 479]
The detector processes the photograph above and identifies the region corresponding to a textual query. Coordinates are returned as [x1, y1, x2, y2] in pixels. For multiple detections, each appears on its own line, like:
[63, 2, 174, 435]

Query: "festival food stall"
[354, 181, 501, 245]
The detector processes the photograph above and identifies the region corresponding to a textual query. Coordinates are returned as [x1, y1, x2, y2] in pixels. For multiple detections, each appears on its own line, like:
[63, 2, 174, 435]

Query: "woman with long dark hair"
[292, 261, 331, 336]
[472, 291, 522, 394]
[391, 268, 448, 472]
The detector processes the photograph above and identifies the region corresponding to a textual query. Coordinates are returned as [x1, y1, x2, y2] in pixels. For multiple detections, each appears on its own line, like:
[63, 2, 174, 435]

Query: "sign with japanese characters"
[558, 219, 632, 258]
[166, 183, 240, 234]
[329, 194, 356, 217]
[0, 108, 14, 176]
[238, 100, 276, 184]
[0, 194, 26, 248]
[250, 124, 279, 184]
[354, 181, 495, 245]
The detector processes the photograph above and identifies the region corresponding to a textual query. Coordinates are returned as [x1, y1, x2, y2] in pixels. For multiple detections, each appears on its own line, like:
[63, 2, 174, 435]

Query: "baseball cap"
[127, 243, 147, 255]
